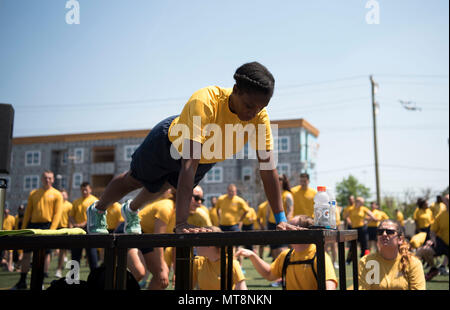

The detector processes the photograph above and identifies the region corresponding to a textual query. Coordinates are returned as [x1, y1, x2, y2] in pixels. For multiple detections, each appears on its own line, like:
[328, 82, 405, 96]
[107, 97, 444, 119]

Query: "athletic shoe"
[121, 200, 142, 234]
[270, 280, 282, 287]
[425, 267, 439, 281]
[86, 202, 108, 234]
[334, 262, 339, 269]
[10, 281, 27, 290]
[55, 269, 62, 278]
[438, 265, 449, 276]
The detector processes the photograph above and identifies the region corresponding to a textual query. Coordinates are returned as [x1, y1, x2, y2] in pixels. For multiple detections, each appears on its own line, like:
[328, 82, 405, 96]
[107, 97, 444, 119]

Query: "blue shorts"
[130, 115, 216, 193]
[220, 224, 240, 232]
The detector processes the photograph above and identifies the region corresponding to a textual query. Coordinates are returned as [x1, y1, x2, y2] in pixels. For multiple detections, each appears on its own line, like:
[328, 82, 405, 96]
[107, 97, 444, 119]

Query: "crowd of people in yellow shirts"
[1, 169, 449, 290]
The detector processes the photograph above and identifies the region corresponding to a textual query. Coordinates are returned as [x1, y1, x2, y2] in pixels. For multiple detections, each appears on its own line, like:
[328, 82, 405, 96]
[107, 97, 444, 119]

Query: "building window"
[72, 173, 83, 188]
[24, 175, 39, 192]
[25, 151, 41, 166]
[124, 145, 139, 161]
[274, 136, 290, 153]
[61, 151, 68, 165]
[74, 148, 84, 164]
[277, 163, 290, 178]
[92, 146, 115, 163]
[205, 167, 223, 183]
[242, 166, 253, 182]
[1, 176, 11, 192]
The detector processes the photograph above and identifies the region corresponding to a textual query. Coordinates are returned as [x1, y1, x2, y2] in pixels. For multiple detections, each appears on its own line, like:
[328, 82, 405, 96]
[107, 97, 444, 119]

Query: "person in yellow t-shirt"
[347, 197, 377, 258]
[367, 201, 390, 253]
[13, 170, 63, 290]
[342, 195, 355, 229]
[431, 195, 446, 218]
[416, 194, 449, 281]
[413, 198, 434, 236]
[188, 186, 212, 228]
[291, 172, 317, 218]
[69, 182, 99, 272]
[395, 209, 405, 227]
[55, 189, 73, 278]
[358, 219, 425, 290]
[193, 226, 247, 290]
[13, 204, 25, 272]
[106, 202, 124, 233]
[236, 215, 338, 290]
[208, 196, 220, 227]
[125, 189, 175, 290]
[87, 62, 299, 235]
[216, 184, 250, 231]
[1, 208, 16, 272]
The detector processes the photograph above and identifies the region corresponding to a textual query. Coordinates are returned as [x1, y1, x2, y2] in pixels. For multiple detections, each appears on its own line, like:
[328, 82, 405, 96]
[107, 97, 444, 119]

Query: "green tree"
[335, 175, 371, 207]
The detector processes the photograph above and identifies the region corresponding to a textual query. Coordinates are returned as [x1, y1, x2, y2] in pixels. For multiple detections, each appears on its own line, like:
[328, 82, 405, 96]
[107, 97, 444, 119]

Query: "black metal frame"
[0, 229, 358, 290]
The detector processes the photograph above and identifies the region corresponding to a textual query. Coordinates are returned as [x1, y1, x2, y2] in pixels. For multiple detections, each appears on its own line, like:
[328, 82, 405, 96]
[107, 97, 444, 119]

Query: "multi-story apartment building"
[1, 118, 319, 214]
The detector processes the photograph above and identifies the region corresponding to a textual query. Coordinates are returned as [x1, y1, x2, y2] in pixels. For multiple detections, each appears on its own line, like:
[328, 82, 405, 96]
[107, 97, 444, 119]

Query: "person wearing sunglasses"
[187, 186, 212, 228]
[358, 219, 426, 290]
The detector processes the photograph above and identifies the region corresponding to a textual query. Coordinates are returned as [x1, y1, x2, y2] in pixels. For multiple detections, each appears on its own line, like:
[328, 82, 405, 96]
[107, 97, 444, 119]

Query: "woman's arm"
[234, 280, 248, 290]
[235, 248, 278, 281]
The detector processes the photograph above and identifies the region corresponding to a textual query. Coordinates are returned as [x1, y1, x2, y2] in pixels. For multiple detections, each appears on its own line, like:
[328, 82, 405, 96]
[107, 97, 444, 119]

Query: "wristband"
[274, 211, 287, 224]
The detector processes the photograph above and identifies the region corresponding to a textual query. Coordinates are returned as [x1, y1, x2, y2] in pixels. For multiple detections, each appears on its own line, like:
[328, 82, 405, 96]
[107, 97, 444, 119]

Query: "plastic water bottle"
[314, 186, 331, 228]
[327, 188, 337, 229]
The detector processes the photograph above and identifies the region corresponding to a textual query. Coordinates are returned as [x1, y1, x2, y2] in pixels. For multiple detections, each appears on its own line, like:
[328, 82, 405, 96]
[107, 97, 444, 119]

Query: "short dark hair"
[233, 62, 275, 96]
[80, 182, 91, 188]
[300, 173, 310, 180]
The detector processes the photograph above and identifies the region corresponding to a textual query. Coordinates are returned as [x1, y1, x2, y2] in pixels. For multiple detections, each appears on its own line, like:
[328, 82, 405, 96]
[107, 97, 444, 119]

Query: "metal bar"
[338, 240, 346, 290]
[116, 247, 128, 290]
[175, 247, 191, 290]
[103, 247, 115, 289]
[227, 246, 233, 291]
[351, 240, 359, 290]
[315, 241, 326, 290]
[30, 249, 46, 291]
[220, 246, 226, 290]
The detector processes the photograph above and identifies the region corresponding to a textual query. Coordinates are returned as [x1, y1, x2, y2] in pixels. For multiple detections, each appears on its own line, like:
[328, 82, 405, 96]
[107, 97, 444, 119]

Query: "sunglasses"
[376, 228, 397, 236]
[193, 195, 205, 203]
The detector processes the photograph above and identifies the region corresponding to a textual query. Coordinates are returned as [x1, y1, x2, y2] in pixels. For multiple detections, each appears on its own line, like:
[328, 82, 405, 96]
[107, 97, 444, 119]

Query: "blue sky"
[0, 0, 448, 199]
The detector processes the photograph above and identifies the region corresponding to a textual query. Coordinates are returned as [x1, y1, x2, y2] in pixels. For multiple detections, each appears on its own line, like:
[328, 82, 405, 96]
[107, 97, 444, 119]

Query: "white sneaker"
[55, 269, 62, 278]
[334, 262, 339, 269]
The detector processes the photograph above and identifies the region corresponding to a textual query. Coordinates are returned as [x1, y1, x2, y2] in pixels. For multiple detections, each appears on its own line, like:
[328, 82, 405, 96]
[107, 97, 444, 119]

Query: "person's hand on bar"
[276, 221, 305, 231]
[174, 223, 213, 233]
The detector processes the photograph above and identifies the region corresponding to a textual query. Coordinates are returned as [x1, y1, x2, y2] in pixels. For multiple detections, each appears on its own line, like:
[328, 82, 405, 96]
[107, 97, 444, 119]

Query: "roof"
[12, 118, 319, 145]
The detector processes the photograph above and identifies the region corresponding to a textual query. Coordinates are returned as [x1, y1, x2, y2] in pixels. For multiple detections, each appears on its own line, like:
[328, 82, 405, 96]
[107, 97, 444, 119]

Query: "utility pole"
[370, 75, 381, 208]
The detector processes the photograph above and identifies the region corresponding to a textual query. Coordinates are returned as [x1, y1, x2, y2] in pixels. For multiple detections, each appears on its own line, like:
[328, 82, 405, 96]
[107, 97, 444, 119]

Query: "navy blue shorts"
[434, 236, 449, 257]
[368, 226, 377, 241]
[130, 115, 216, 193]
[220, 224, 240, 232]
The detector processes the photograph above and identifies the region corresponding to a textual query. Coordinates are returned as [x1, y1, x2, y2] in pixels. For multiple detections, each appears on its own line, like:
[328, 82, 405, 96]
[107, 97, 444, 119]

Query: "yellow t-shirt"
[216, 194, 250, 226]
[2, 214, 16, 230]
[431, 210, 449, 246]
[168, 86, 273, 164]
[192, 256, 246, 290]
[69, 195, 98, 225]
[106, 202, 124, 231]
[367, 209, 389, 228]
[270, 245, 338, 290]
[58, 201, 73, 228]
[209, 206, 219, 227]
[413, 208, 434, 229]
[431, 202, 446, 218]
[348, 206, 371, 228]
[342, 204, 355, 222]
[291, 185, 317, 217]
[410, 232, 427, 249]
[23, 187, 64, 230]
[242, 207, 257, 226]
[199, 205, 211, 222]
[188, 208, 213, 228]
[358, 252, 425, 290]
[164, 247, 174, 267]
[396, 211, 405, 227]
[139, 199, 175, 234]
[257, 201, 271, 227]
